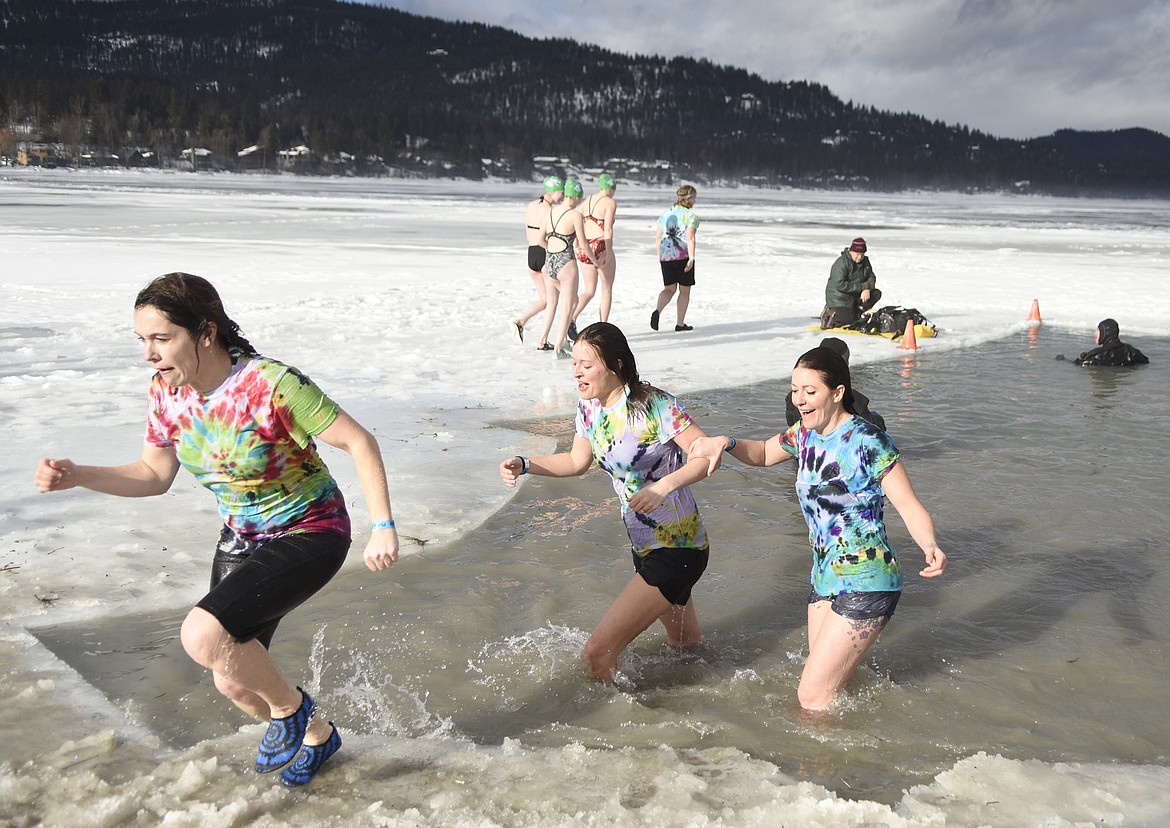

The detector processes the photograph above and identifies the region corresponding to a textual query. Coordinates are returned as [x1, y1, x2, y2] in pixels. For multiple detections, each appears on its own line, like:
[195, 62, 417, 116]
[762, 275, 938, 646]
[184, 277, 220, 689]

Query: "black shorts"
[660, 258, 695, 287]
[197, 529, 350, 646]
[807, 587, 900, 621]
[631, 546, 709, 606]
[528, 245, 547, 272]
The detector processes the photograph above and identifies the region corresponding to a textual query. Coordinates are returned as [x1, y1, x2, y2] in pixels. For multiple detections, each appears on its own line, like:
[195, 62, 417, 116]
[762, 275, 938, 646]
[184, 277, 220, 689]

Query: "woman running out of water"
[34, 272, 399, 786]
[499, 322, 713, 682]
[689, 345, 947, 710]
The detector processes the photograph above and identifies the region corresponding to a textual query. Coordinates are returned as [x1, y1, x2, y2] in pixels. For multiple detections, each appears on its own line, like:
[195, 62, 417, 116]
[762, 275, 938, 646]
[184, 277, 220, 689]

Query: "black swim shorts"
[198, 528, 350, 646]
[528, 244, 547, 272]
[631, 546, 710, 606]
[660, 258, 695, 287]
[807, 587, 901, 621]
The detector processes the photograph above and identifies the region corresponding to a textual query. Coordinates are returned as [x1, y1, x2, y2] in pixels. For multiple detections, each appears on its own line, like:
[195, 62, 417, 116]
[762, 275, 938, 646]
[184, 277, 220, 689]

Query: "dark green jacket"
[825, 249, 876, 307]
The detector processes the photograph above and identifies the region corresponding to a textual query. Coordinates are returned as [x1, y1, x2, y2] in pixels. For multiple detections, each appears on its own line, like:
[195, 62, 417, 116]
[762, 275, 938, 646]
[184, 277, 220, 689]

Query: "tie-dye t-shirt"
[657, 206, 700, 261]
[779, 416, 903, 595]
[575, 387, 708, 556]
[145, 356, 350, 544]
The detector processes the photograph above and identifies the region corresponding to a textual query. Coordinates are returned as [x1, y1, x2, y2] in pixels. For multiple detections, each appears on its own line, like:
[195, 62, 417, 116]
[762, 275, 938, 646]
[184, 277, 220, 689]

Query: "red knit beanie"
[849, 238, 867, 253]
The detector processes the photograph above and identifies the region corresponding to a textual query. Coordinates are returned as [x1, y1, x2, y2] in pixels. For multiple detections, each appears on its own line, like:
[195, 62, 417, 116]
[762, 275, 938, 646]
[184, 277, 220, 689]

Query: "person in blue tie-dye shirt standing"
[651, 184, 700, 333]
[500, 322, 714, 683]
[689, 345, 947, 710]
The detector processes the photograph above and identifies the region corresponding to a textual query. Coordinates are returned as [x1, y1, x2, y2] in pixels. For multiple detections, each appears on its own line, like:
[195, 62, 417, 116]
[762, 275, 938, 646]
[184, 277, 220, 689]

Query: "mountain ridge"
[1, 0, 1167, 195]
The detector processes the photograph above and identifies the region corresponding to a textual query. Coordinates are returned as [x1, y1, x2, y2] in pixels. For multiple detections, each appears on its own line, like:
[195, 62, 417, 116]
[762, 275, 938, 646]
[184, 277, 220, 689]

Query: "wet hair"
[793, 346, 857, 415]
[675, 184, 697, 205]
[575, 321, 656, 416]
[818, 336, 850, 363]
[134, 272, 257, 356]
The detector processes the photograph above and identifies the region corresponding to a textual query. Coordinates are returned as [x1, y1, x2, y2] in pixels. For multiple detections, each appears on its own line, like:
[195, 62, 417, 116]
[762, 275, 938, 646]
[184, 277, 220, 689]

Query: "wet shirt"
[575, 387, 708, 556]
[657, 206, 700, 261]
[145, 356, 350, 543]
[780, 416, 903, 595]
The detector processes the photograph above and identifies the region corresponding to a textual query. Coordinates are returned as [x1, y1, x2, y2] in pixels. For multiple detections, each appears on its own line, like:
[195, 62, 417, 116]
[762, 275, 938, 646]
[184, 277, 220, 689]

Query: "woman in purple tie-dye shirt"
[500, 322, 714, 683]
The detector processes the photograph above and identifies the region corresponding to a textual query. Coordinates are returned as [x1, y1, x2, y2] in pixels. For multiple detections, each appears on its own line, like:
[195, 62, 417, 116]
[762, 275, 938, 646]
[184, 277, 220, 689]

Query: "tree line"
[1, 0, 1167, 194]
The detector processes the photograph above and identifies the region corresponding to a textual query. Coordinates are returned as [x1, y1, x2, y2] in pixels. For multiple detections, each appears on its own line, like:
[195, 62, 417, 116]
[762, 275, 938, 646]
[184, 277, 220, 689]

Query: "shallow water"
[31, 326, 1170, 813]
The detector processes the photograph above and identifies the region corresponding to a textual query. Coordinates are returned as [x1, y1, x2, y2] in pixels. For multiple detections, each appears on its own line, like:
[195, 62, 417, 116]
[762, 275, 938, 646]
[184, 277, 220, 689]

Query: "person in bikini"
[536, 177, 597, 358]
[568, 173, 618, 338]
[511, 176, 564, 344]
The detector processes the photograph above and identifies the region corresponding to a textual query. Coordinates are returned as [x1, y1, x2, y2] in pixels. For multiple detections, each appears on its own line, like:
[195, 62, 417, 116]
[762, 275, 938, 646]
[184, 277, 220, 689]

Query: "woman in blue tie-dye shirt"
[500, 322, 714, 683]
[690, 345, 947, 711]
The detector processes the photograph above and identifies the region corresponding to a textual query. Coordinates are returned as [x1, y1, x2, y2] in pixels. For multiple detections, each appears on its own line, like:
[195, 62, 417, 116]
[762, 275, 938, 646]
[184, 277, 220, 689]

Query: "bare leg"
[182, 607, 333, 745]
[583, 574, 684, 682]
[655, 284, 678, 315]
[675, 285, 692, 326]
[797, 601, 886, 711]
[573, 262, 598, 323]
[597, 251, 616, 323]
[537, 273, 560, 347]
[550, 265, 580, 351]
[656, 596, 702, 646]
[516, 269, 547, 328]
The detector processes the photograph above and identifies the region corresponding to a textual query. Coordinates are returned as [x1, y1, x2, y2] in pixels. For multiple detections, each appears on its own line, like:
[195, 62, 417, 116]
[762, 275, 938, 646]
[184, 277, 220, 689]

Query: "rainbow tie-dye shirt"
[145, 356, 350, 545]
[780, 416, 903, 595]
[575, 387, 708, 556]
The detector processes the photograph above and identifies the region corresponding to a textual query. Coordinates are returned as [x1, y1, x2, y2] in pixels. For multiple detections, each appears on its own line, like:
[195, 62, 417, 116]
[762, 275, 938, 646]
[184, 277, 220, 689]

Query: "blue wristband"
[371, 519, 396, 531]
[517, 455, 530, 475]
[725, 437, 737, 452]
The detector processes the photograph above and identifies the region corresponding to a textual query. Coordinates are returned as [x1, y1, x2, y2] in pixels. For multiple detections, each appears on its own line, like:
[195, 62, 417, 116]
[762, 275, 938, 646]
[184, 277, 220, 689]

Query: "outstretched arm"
[688, 432, 792, 476]
[881, 461, 946, 578]
[35, 445, 180, 497]
[316, 409, 399, 572]
[500, 435, 594, 487]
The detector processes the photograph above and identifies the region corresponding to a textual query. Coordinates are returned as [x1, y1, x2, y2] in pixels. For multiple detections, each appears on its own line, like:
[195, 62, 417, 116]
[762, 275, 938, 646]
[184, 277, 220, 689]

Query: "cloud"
[375, 0, 1170, 139]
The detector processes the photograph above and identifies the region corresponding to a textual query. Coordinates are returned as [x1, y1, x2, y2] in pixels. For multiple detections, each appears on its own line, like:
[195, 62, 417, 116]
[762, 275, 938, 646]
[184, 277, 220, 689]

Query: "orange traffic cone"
[1027, 299, 1041, 324]
[896, 318, 918, 350]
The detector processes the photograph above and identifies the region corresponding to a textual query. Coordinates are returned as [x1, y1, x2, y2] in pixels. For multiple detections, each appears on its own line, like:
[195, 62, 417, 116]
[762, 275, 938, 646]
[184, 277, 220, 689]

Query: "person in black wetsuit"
[785, 337, 887, 430]
[1073, 319, 1149, 367]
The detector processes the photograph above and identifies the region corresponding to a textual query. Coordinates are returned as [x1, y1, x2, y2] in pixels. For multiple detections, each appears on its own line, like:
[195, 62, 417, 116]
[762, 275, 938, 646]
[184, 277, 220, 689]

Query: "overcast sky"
[366, 0, 1170, 140]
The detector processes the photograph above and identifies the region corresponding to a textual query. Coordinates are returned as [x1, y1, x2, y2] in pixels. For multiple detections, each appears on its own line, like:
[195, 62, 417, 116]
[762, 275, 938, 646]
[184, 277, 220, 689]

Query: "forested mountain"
[2, 0, 1167, 195]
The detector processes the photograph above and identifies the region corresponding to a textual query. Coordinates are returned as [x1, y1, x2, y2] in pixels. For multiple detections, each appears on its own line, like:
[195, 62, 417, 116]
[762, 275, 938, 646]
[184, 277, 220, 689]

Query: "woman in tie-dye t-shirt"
[499, 322, 714, 683]
[34, 273, 398, 787]
[689, 345, 947, 711]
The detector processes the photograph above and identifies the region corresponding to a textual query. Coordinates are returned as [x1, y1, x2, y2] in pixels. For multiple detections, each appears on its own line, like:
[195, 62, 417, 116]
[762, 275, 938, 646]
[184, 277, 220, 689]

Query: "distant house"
[278, 144, 315, 171]
[122, 147, 157, 167]
[79, 150, 120, 167]
[180, 146, 214, 171]
[16, 143, 60, 167]
[237, 143, 269, 170]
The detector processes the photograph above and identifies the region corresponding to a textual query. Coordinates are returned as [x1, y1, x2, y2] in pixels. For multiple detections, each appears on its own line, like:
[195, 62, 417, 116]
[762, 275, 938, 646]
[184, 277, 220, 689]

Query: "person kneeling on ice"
[785, 337, 886, 431]
[820, 237, 882, 329]
[34, 272, 400, 787]
[499, 322, 715, 683]
[1072, 318, 1149, 367]
[689, 345, 946, 710]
